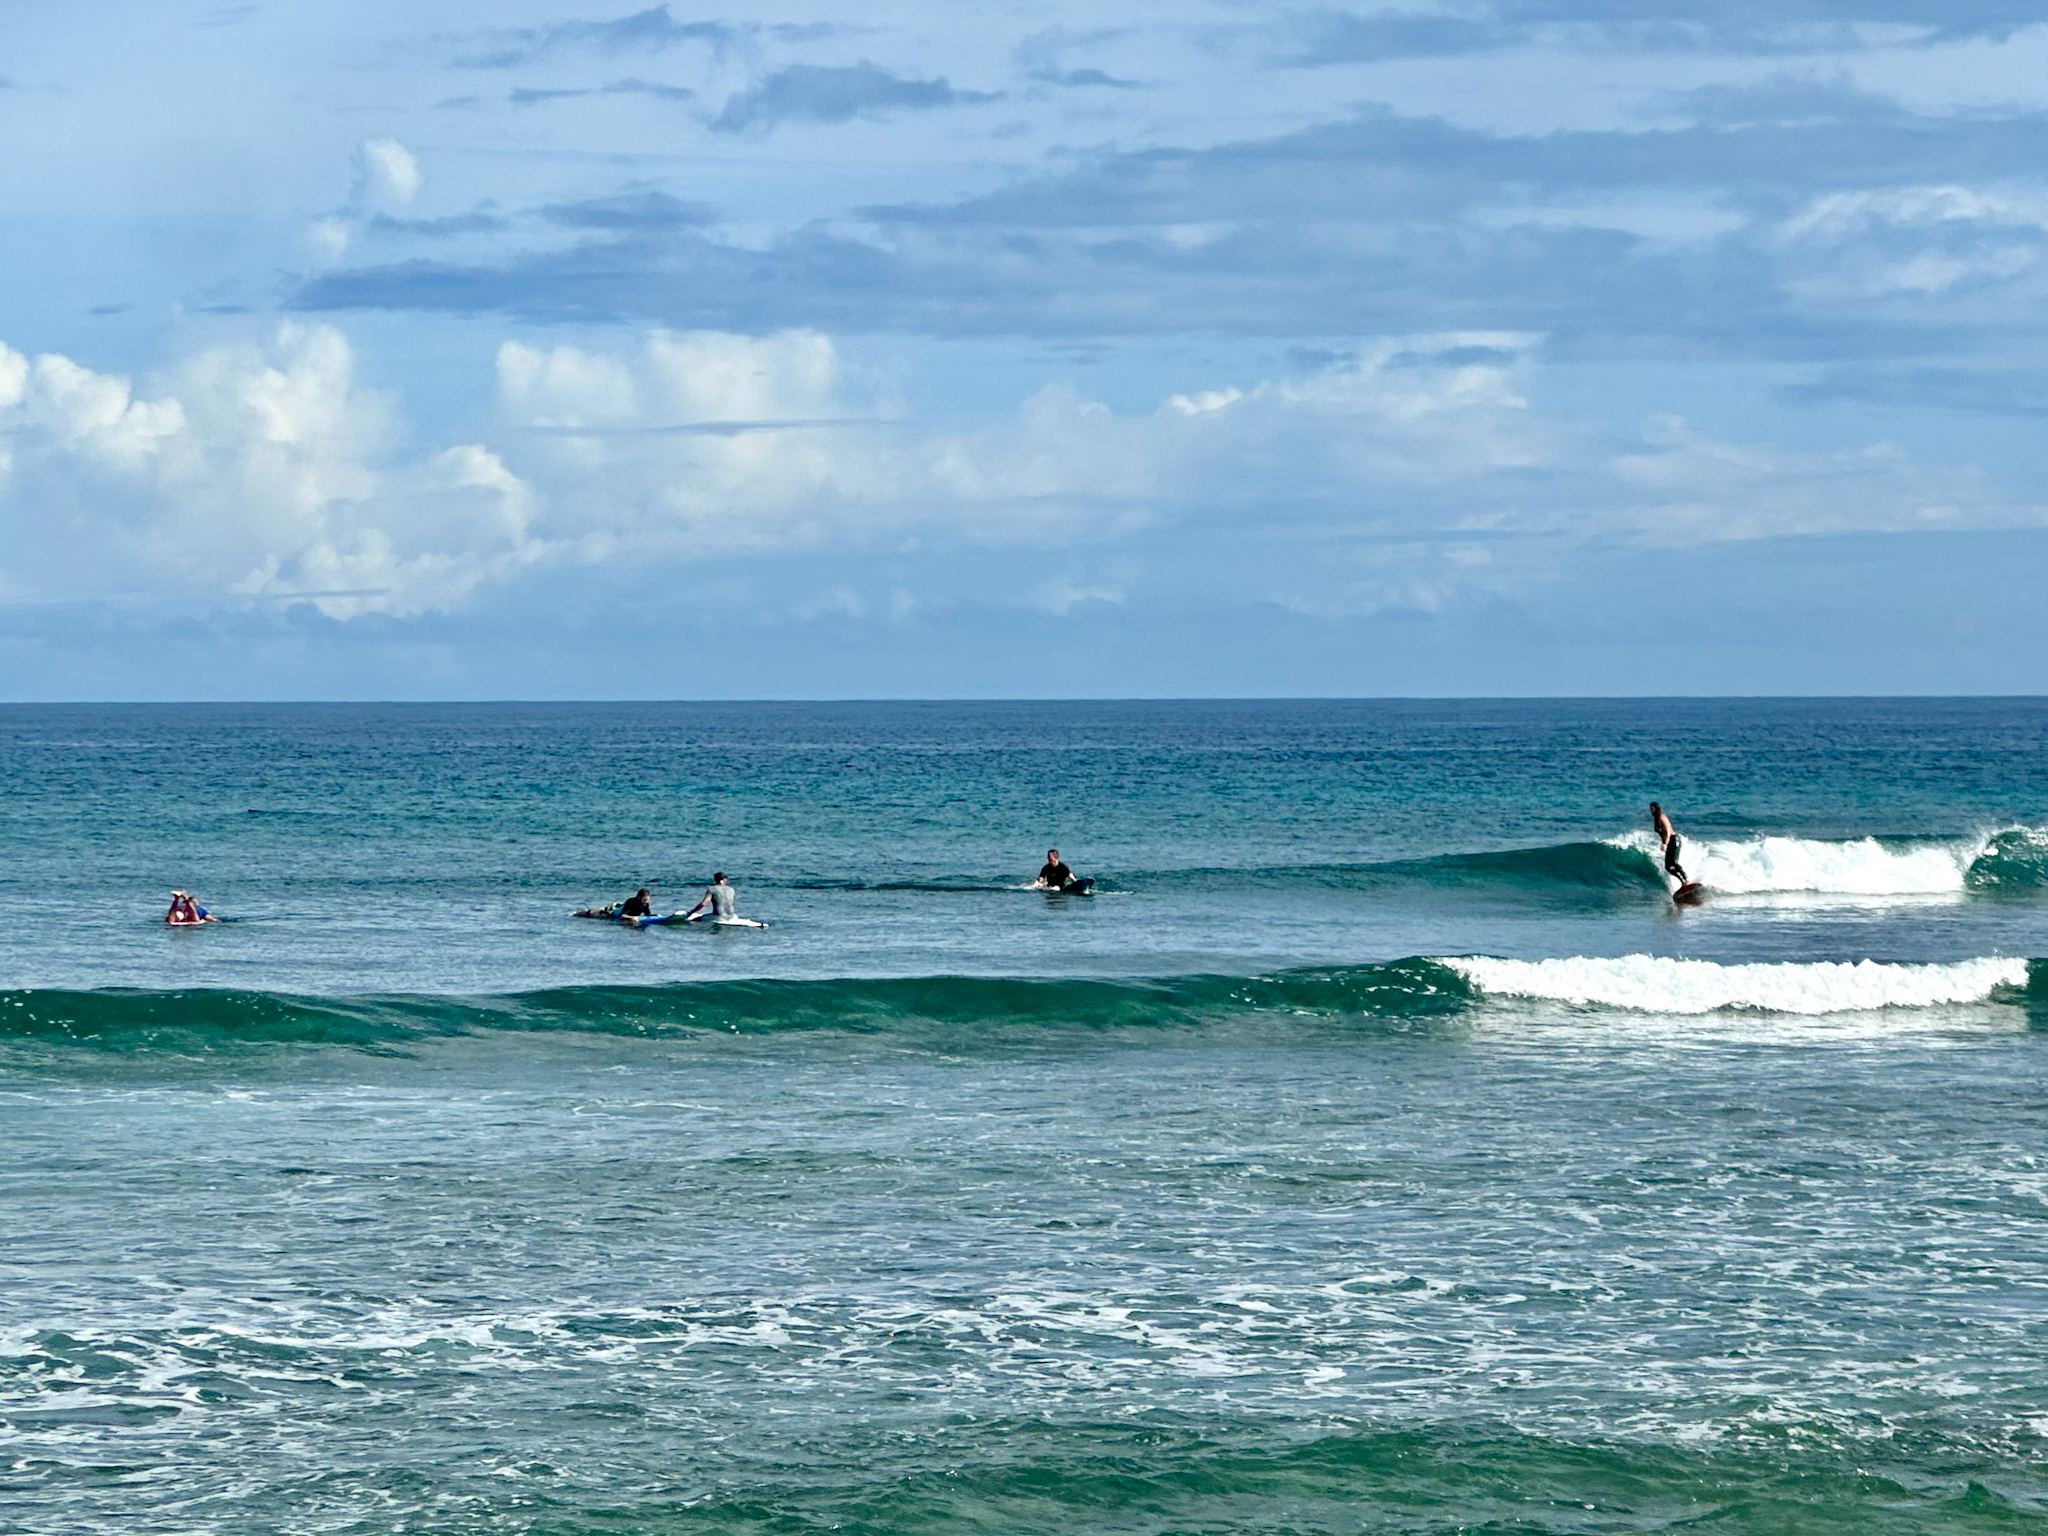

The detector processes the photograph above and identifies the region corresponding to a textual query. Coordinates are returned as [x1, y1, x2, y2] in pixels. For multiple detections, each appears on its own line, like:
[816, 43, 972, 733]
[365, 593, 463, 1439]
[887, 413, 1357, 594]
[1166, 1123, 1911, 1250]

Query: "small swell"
[0, 960, 1476, 1050]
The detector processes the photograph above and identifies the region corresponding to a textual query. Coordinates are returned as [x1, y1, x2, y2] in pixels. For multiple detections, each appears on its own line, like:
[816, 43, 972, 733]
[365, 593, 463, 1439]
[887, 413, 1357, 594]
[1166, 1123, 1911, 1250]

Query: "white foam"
[1612, 831, 1984, 897]
[1445, 954, 2029, 1015]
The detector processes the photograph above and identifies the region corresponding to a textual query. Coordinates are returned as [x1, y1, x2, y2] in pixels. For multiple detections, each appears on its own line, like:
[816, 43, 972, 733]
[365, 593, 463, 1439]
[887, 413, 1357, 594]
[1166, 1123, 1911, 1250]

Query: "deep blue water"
[3, 699, 2047, 1533]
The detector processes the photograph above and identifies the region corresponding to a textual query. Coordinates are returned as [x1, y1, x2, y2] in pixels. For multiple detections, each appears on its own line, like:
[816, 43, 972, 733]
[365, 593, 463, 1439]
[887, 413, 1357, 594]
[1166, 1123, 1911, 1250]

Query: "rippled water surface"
[3, 699, 2048, 1533]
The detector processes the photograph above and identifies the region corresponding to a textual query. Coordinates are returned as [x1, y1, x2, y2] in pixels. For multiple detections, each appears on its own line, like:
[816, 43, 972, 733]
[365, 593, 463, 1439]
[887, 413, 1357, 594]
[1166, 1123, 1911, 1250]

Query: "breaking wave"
[1446, 954, 2036, 1015]
[1610, 826, 2048, 899]
[1114, 827, 2048, 902]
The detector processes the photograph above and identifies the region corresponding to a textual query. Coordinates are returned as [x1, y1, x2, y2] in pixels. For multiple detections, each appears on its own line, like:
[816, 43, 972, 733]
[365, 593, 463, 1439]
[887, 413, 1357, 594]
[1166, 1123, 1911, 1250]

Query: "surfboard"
[1672, 882, 1705, 905]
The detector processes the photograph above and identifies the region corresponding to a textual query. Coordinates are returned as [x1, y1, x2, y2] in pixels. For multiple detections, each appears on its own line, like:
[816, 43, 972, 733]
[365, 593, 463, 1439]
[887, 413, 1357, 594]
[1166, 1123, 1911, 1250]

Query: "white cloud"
[353, 137, 421, 210]
[1772, 184, 2048, 298]
[1031, 575, 1125, 614]
[1607, 415, 2016, 546]
[0, 324, 543, 618]
[305, 216, 352, 264]
[2, 323, 2037, 631]
[12, 348, 184, 465]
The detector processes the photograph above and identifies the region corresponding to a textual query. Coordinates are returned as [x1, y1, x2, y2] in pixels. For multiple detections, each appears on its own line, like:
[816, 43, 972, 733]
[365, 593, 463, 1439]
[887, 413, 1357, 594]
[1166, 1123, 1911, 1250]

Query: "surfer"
[1648, 803, 1688, 885]
[1032, 849, 1092, 894]
[1034, 849, 1075, 889]
[165, 890, 214, 925]
[686, 873, 739, 923]
[620, 888, 654, 919]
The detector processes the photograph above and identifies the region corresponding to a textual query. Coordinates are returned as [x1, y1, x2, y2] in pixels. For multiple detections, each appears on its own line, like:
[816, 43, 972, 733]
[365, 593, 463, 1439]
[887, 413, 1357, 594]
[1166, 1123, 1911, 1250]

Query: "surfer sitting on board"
[686, 873, 738, 923]
[620, 888, 654, 918]
[1648, 803, 1688, 885]
[165, 890, 214, 925]
[1033, 849, 1091, 893]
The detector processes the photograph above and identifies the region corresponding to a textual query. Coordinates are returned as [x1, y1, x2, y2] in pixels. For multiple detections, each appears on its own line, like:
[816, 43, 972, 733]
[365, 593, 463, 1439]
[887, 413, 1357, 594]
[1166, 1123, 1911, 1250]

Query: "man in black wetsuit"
[1035, 849, 1077, 890]
[1648, 804, 1687, 884]
[620, 888, 654, 918]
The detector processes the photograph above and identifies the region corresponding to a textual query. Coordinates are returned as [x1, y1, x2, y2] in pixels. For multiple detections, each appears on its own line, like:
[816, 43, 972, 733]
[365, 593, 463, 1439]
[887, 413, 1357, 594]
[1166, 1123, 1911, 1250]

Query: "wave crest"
[1968, 826, 2048, 892]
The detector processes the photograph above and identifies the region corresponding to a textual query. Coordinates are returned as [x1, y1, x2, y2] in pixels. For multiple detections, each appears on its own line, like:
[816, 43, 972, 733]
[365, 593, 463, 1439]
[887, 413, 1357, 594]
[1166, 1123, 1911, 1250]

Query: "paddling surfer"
[1648, 803, 1688, 885]
[620, 888, 654, 918]
[165, 889, 215, 925]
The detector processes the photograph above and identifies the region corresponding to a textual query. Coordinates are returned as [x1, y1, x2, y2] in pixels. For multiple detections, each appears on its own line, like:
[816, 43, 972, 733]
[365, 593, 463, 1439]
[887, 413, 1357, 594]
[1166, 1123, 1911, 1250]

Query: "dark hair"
[1648, 802, 1661, 812]
[714, 872, 726, 881]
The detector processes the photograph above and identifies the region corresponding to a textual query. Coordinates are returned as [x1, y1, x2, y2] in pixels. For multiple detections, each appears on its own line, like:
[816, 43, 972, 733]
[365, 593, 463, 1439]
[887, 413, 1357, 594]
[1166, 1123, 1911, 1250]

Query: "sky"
[0, 0, 2043, 698]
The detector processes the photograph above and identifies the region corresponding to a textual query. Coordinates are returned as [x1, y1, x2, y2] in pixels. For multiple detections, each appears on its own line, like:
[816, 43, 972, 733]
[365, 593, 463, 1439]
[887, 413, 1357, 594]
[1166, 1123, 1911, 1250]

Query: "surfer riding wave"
[1650, 803, 1690, 888]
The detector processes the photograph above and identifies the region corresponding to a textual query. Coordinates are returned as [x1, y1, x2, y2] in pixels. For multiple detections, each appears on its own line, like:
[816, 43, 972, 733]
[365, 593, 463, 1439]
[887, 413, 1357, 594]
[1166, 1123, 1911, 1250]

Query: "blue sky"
[0, 0, 2042, 698]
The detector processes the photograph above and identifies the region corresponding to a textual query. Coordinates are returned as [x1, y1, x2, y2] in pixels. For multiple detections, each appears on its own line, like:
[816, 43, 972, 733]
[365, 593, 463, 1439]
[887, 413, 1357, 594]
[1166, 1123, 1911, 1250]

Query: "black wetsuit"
[1662, 837, 1687, 883]
[1038, 861, 1075, 889]
[621, 893, 652, 917]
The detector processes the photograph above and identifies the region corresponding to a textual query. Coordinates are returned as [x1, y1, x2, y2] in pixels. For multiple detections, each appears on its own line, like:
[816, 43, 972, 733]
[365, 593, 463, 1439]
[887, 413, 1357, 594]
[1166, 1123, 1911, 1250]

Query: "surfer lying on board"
[1648, 803, 1688, 884]
[685, 873, 738, 923]
[1032, 849, 1093, 894]
[165, 890, 215, 925]
[620, 888, 654, 918]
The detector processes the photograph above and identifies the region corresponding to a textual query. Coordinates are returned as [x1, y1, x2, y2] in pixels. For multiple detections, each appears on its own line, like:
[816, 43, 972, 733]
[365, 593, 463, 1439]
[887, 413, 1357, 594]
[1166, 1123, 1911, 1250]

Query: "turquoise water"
[4, 700, 2048, 1532]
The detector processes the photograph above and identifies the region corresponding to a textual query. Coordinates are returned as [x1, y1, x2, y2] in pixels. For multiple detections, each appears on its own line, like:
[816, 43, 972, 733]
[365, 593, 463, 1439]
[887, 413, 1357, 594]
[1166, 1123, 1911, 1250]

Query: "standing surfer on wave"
[1649, 803, 1689, 886]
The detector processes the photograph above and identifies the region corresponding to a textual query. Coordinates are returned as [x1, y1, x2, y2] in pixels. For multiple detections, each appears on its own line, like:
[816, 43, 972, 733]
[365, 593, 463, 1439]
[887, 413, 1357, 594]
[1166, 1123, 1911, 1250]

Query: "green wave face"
[1966, 827, 2048, 892]
[1412, 840, 1667, 890]
[0, 960, 1478, 1051]
[1115, 841, 1670, 896]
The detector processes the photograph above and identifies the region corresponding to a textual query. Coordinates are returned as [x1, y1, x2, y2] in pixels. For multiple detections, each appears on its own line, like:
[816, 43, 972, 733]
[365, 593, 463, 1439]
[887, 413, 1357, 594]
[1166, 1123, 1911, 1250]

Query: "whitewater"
[1606, 825, 2048, 898]
[1448, 953, 2032, 1014]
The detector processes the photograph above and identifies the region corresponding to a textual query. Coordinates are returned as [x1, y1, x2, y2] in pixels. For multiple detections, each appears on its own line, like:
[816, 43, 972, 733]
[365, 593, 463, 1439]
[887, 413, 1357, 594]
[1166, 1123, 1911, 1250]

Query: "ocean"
[3, 698, 2046, 1534]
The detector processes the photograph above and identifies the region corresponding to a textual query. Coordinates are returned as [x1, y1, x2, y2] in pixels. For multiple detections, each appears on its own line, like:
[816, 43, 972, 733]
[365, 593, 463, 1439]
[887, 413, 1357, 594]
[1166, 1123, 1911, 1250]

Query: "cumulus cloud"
[2, 323, 2036, 632]
[0, 325, 543, 618]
